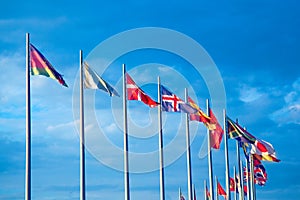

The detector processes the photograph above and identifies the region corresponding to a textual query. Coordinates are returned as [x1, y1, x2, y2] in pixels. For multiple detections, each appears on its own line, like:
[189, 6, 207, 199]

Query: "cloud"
[238, 84, 264, 103]
[270, 77, 300, 125]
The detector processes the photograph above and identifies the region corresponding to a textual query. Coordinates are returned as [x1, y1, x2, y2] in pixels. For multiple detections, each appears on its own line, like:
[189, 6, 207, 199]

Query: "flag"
[161, 85, 197, 114]
[243, 185, 248, 195]
[188, 97, 211, 124]
[84, 62, 119, 96]
[253, 156, 268, 186]
[209, 109, 224, 149]
[30, 44, 68, 87]
[230, 177, 235, 192]
[226, 117, 256, 144]
[179, 188, 186, 200]
[250, 139, 280, 162]
[126, 73, 158, 107]
[217, 182, 227, 199]
[206, 185, 211, 199]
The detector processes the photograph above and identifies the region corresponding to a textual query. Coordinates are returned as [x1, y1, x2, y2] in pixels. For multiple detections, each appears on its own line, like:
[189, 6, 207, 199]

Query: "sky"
[0, 0, 299, 199]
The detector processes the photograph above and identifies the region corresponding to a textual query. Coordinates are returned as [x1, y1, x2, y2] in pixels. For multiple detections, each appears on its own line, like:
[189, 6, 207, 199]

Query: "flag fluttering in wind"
[209, 109, 224, 149]
[126, 73, 158, 107]
[253, 156, 268, 186]
[83, 62, 119, 96]
[188, 97, 211, 124]
[217, 182, 227, 199]
[226, 117, 256, 144]
[251, 139, 280, 162]
[161, 85, 197, 114]
[30, 44, 68, 87]
[230, 177, 236, 192]
[206, 185, 211, 199]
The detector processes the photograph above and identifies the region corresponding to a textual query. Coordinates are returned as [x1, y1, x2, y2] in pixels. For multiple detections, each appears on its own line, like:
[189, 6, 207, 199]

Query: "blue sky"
[1, 0, 299, 199]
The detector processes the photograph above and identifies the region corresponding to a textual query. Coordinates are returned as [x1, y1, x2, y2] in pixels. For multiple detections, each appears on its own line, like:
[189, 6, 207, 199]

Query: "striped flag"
[188, 97, 211, 124]
[251, 140, 280, 162]
[84, 62, 119, 96]
[30, 44, 68, 87]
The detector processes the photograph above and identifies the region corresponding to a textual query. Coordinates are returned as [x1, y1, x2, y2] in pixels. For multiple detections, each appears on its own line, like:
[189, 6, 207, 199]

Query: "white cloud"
[238, 84, 264, 103]
[270, 77, 300, 125]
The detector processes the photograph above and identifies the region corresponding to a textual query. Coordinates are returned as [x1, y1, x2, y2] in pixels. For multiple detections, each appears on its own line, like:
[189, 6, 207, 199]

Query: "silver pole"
[204, 180, 208, 200]
[215, 176, 219, 200]
[250, 155, 256, 200]
[207, 99, 215, 200]
[25, 32, 31, 200]
[223, 110, 231, 200]
[233, 166, 237, 200]
[79, 50, 86, 200]
[245, 158, 250, 200]
[158, 77, 165, 200]
[236, 140, 243, 200]
[123, 64, 130, 200]
[185, 88, 193, 200]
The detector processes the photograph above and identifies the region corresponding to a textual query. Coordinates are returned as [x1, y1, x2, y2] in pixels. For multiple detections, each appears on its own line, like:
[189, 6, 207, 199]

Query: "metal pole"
[25, 32, 31, 200]
[245, 158, 250, 200]
[250, 155, 256, 200]
[223, 110, 231, 200]
[204, 180, 208, 200]
[207, 99, 215, 200]
[215, 176, 219, 200]
[236, 141, 243, 200]
[123, 64, 130, 200]
[233, 166, 237, 200]
[79, 50, 86, 200]
[185, 88, 193, 200]
[158, 77, 165, 200]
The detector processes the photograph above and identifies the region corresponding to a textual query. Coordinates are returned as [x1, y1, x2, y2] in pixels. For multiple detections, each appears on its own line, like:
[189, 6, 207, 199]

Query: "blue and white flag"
[160, 85, 197, 114]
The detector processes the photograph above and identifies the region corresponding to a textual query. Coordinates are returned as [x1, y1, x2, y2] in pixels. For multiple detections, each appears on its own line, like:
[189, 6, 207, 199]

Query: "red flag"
[188, 97, 211, 123]
[230, 177, 235, 192]
[126, 73, 158, 107]
[206, 186, 211, 198]
[217, 182, 227, 199]
[209, 109, 224, 149]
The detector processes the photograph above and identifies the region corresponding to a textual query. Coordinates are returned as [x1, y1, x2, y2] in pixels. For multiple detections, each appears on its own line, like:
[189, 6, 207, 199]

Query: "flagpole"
[79, 50, 86, 200]
[215, 176, 219, 200]
[158, 76, 165, 200]
[179, 187, 181, 200]
[223, 110, 231, 200]
[239, 159, 244, 200]
[233, 166, 237, 200]
[25, 32, 31, 200]
[245, 158, 250, 200]
[185, 88, 193, 200]
[235, 120, 243, 200]
[193, 184, 196, 200]
[123, 64, 130, 200]
[204, 180, 208, 200]
[206, 99, 215, 200]
[249, 155, 256, 200]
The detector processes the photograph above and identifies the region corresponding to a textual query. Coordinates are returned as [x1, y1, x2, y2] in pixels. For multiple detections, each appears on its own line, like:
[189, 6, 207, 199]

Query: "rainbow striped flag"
[30, 44, 68, 87]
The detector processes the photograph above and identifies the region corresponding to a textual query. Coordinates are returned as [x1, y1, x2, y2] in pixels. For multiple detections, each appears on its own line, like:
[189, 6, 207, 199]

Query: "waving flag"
[217, 182, 227, 199]
[126, 73, 158, 107]
[206, 185, 211, 199]
[226, 117, 257, 144]
[84, 62, 119, 96]
[230, 177, 236, 192]
[209, 109, 224, 149]
[30, 44, 68, 87]
[251, 139, 280, 162]
[188, 97, 210, 124]
[253, 156, 268, 186]
[161, 85, 197, 114]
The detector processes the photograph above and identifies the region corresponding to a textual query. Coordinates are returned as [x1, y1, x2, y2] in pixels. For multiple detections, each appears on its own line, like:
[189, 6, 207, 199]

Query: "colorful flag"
[243, 185, 248, 195]
[253, 156, 268, 186]
[161, 85, 197, 114]
[251, 139, 280, 162]
[84, 62, 119, 96]
[126, 73, 158, 107]
[188, 97, 211, 124]
[217, 182, 227, 199]
[30, 44, 68, 87]
[226, 117, 256, 144]
[209, 109, 224, 149]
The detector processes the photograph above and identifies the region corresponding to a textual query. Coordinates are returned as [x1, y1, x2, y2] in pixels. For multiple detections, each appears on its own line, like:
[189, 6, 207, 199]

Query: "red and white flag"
[126, 73, 158, 107]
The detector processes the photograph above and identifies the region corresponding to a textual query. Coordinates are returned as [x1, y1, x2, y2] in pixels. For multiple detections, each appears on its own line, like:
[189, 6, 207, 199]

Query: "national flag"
[179, 187, 186, 200]
[226, 117, 256, 144]
[243, 185, 248, 195]
[126, 73, 158, 107]
[253, 156, 268, 186]
[250, 139, 280, 162]
[30, 44, 68, 87]
[160, 85, 197, 114]
[230, 177, 235, 192]
[188, 97, 211, 124]
[217, 182, 227, 199]
[83, 62, 119, 96]
[206, 185, 211, 199]
[209, 109, 224, 149]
